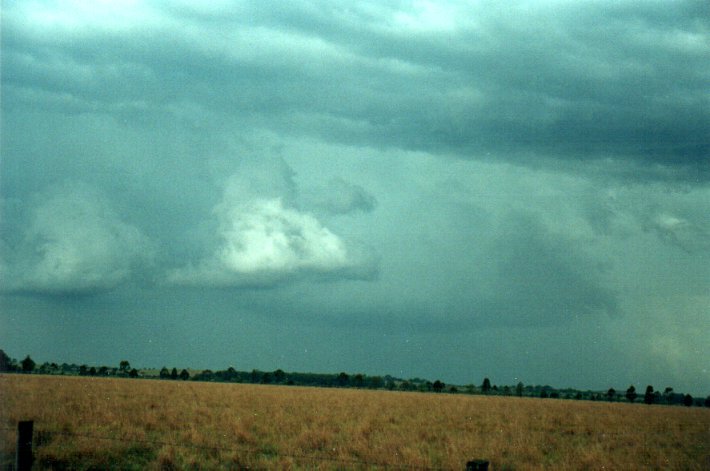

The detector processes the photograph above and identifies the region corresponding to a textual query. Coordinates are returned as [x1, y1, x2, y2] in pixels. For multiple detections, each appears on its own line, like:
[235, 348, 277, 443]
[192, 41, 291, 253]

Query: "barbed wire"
[2, 422, 708, 469]
[0, 425, 442, 470]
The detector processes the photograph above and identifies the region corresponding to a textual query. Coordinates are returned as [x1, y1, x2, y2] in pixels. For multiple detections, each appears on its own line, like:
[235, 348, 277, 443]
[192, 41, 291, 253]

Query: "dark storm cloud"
[3, 1, 707, 178]
[1, 1, 709, 394]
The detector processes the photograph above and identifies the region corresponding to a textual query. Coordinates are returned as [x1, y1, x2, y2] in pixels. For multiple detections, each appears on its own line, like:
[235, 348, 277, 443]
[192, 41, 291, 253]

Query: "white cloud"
[167, 196, 366, 287]
[3, 184, 153, 295]
[220, 198, 348, 273]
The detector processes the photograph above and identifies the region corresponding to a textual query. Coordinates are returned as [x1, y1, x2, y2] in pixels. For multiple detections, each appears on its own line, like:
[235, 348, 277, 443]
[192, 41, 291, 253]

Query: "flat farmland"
[1, 374, 708, 470]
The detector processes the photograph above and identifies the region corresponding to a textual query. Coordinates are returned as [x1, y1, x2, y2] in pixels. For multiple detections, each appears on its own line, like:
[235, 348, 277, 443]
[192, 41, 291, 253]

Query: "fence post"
[465, 459, 489, 471]
[16, 420, 34, 471]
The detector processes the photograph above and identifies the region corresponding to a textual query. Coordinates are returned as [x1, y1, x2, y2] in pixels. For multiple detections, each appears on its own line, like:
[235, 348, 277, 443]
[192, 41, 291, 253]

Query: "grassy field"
[1, 374, 709, 470]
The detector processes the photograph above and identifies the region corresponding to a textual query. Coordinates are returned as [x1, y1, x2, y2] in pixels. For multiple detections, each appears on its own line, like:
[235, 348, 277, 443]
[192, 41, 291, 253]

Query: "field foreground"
[1, 374, 709, 470]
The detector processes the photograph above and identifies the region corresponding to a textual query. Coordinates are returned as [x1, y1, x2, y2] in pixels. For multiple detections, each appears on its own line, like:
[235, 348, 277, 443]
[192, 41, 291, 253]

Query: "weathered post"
[466, 459, 489, 471]
[16, 420, 34, 471]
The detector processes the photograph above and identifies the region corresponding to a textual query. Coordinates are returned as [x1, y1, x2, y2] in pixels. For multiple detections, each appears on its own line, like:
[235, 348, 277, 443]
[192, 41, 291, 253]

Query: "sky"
[1, 0, 708, 395]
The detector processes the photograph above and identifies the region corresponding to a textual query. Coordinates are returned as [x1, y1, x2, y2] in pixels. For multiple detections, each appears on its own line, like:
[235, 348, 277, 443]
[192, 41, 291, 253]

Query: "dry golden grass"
[1, 374, 709, 470]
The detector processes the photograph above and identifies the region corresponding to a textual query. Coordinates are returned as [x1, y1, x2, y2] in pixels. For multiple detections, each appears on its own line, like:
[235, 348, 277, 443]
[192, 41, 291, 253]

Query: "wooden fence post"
[16, 420, 34, 471]
[465, 459, 489, 471]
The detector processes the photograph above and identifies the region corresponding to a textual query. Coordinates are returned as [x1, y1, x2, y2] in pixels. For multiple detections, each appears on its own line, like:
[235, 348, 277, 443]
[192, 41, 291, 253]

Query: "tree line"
[2, 349, 708, 407]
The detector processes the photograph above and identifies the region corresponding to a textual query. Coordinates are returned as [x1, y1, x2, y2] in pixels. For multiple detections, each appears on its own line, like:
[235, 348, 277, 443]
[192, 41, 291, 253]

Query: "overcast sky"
[1, 0, 708, 394]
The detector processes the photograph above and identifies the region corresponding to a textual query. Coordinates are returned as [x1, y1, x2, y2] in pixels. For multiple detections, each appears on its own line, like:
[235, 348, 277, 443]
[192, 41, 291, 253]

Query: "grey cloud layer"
[3, 1, 708, 176]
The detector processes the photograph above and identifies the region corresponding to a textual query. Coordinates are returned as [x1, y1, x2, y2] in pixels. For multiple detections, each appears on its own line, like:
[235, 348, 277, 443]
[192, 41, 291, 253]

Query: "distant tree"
[540, 389, 549, 398]
[88, 367, 97, 376]
[224, 367, 237, 381]
[662, 387, 673, 404]
[400, 381, 414, 391]
[336, 372, 349, 387]
[21, 355, 36, 373]
[704, 396, 710, 408]
[159, 367, 170, 379]
[98, 366, 109, 376]
[0, 349, 16, 372]
[129, 368, 139, 378]
[607, 388, 616, 402]
[261, 372, 271, 384]
[198, 369, 214, 381]
[516, 382, 524, 397]
[353, 374, 365, 388]
[119, 360, 131, 373]
[79, 365, 88, 376]
[683, 394, 693, 407]
[550, 391, 560, 399]
[625, 386, 637, 403]
[481, 377, 492, 394]
[179, 369, 190, 380]
[250, 369, 260, 383]
[369, 376, 384, 389]
[503, 385, 511, 396]
[432, 380, 445, 393]
[274, 369, 286, 383]
[170, 368, 178, 380]
[386, 379, 396, 390]
[644, 385, 655, 405]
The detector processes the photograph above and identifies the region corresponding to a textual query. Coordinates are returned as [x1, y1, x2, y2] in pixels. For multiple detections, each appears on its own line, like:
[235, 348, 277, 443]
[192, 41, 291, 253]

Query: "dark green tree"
[704, 396, 710, 408]
[170, 367, 178, 380]
[119, 360, 131, 373]
[129, 368, 139, 378]
[21, 355, 36, 373]
[607, 388, 616, 401]
[336, 372, 349, 387]
[179, 369, 190, 380]
[432, 380, 445, 393]
[644, 385, 655, 404]
[481, 377, 492, 394]
[515, 382, 524, 397]
[159, 367, 170, 379]
[663, 387, 674, 404]
[274, 369, 286, 383]
[683, 394, 693, 407]
[369, 376, 384, 389]
[250, 369, 260, 383]
[0, 349, 16, 372]
[625, 385, 637, 403]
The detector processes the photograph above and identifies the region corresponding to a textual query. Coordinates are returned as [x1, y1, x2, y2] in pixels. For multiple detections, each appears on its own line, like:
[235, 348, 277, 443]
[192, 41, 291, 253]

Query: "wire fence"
[1, 424, 447, 470]
[3, 421, 709, 470]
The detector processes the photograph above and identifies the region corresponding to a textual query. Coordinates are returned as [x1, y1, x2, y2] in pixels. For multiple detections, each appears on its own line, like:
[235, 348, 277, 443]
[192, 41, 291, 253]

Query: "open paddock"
[1, 374, 708, 469]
